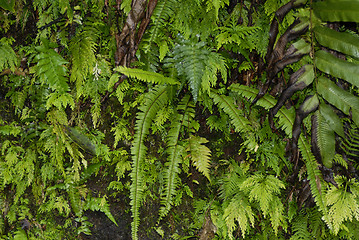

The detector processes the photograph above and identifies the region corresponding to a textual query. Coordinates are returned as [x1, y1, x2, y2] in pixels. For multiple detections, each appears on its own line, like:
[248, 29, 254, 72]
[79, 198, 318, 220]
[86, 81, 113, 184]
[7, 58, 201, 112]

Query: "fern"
[326, 176, 359, 234]
[241, 173, 286, 234]
[223, 193, 255, 239]
[143, 0, 177, 52]
[210, 90, 253, 134]
[230, 84, 295, 137]
[0, 38, 18, 71]
[159, 94, 193, 220]
[220, 162, 254, 239]
[311, 110, 335, 168]
[290, 210, 311, 240]
[115, 66, 179, 85]
[69, 31, 97, 98]
[298, 135, 331, 228]
[187, 136, 211, 181]
[130, 85, 169, 240]
[35, 40, 74, 110]
[169, 38, 226, 101]
[215, 19, 259, 51]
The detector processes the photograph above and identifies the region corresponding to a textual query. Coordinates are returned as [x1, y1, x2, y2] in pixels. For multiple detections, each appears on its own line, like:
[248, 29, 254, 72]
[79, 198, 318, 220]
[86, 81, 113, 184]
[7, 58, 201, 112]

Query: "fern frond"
[187, 135, 211, 181]
[291, 211, 311, 240]
[298, 135, 331, 228]
[223, 193, 254, 239]
[115, 66, 179, 85]
[241, 173, 285, 218]
[210, 90, 253, 133]
[230, 84, 295, 137]
[159, 94, 193, 220]
[144, 0, 177, 51]
[216, 20, 259, 51]
[69, 31, 97, 98]
[312, 111, 335, 168]
[130, 85, 169, 240]
[0, 39, 18, 71]
[326, 176, 359, 234]
[201, 52, 227, 94]
[171, 39, 210, 101]
[35, 47, 69, 93]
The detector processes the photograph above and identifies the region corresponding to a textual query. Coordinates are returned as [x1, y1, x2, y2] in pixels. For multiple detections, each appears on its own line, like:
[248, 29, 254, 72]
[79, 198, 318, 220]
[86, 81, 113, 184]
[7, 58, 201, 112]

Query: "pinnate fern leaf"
[171, 38, 225, 101]
[35, 41, 74, 110]
[0, 39, 18, 71]
[211, 90, 253, 133]
[115, 66, 179, 85]
[298, 135, 331, 228]
[159, 95, 193, 220]
[241, 174, 285, 218]
[326, 176, 359, 234]
[130, 85, 169, 240]
[69, 32, 97, 98]
[312, 111, 335, 168]
[223, 193, 254, 239]
[187, 136, 211, 181]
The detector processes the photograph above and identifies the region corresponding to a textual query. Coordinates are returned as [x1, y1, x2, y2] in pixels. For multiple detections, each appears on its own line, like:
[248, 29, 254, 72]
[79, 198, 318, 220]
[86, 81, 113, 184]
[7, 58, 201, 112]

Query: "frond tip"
[115, 66, 179, 85]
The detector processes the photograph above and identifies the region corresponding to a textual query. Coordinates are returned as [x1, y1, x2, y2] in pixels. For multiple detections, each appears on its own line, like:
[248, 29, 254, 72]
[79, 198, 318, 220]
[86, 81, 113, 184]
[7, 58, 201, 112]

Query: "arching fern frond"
[115, 66, 179, 85]
[298, 135, 331, 228]
[210, 90, 253, 134]
[159, 94, 194, 221]
[0, 39, 18, 71]
[143, 0, 177, 50]
[130, 85, 169, 240]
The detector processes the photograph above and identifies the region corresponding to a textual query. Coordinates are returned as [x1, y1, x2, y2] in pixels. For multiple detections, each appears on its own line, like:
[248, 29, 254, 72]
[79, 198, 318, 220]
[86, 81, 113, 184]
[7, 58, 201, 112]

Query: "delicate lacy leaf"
[187, 136, 211, 181]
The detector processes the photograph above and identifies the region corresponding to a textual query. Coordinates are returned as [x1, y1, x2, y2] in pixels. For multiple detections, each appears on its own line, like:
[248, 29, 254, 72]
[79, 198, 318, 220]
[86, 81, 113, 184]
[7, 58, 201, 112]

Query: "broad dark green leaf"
[319, 103, 344, 138]
[315, 50, 359, 88]
[313, 1, 359, 22]
[314, 26, 359, 58]
[317, 76, 359, 126]
[312, 111, 335, 168]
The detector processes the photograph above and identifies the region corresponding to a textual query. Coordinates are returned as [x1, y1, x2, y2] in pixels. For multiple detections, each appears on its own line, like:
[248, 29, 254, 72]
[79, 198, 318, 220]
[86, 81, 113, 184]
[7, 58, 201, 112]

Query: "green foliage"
[69, 31, 97, 98]
[0, 38, 18, 71]
[130, 85, 169, 239]
[168, 37, 227, 101]
[187, 136, 211, 181]
[115, 66, 179, 85]
[326, 176, 359, 234]
[159, 95, 193, 220]
[2, 0, 359, 239]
